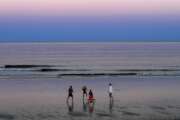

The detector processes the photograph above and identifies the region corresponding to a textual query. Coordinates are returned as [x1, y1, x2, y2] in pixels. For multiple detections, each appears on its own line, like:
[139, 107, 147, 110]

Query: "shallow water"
[0, 76, 180, 120]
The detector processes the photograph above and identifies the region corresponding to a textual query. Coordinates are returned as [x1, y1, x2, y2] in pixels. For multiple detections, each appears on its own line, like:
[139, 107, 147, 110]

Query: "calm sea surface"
[0, 42, 180, 78]
[0, 42, 180, 67]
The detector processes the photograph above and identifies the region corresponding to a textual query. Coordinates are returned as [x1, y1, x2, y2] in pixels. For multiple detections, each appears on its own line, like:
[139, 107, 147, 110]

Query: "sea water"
[0, 42, 180, 79]
[0, 42, 180, 120]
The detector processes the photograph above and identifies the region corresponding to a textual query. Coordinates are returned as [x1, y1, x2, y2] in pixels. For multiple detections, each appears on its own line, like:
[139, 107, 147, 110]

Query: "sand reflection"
[66, 99, 74, 114]
[109, 96, 114, 114]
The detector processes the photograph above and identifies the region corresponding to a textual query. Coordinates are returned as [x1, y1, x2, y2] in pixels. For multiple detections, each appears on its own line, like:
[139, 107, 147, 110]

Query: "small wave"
[4, 65, 52, 69]
[115, 69, 180, 72]
[150, 106, 166, 110]
[58, 73, 137, 77]
[1, 64, 180, 77]
[35, 68, 90, 72]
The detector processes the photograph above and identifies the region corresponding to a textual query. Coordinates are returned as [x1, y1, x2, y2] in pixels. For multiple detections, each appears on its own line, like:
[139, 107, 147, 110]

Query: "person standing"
[108, 83, 114, 114]
[88, 89, 94, 103]
[82, 86, 87, 99]
[67, 86, 74, 102]
[108, 83, 113, 98]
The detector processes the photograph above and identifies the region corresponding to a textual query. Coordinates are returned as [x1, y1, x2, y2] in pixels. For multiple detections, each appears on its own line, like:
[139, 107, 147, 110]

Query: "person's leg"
[83, 93, 85, 100]
[67, 95, 70, 103]
[71, 95, 74, 102]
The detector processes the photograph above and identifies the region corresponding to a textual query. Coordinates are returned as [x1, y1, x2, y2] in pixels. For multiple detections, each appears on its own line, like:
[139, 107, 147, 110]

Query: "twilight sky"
[0, 0, 180, 42]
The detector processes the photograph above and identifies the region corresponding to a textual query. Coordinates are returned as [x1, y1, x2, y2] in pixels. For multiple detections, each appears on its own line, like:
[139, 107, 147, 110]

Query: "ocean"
[0, 42, 180, 79]
[0, 42, 180, 120]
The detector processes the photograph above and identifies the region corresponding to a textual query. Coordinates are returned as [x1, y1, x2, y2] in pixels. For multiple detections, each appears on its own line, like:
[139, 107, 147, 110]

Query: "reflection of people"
[109, 95, 114, 114]
[83, 99, 88, 112]
[82, 86, 87, 99]
[88, 99, 95, 116]
[108, 83, 113, 98]
[67, 86, 73, 102]
[67, 98, 74, 113]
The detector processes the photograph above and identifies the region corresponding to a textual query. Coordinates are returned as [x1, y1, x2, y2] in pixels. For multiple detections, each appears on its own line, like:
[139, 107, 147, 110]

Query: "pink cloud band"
[0, 0, 180, 16]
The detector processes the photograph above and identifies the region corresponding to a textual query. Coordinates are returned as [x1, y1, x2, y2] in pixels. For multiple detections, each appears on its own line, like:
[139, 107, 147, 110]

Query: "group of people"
[66, 83, 114, 115]
[67, 83, 113, 103]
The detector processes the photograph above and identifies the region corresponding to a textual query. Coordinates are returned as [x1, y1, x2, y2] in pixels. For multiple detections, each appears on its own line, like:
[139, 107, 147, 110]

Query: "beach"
[0, 76, 180, 120]
[0, 42, 180, 120]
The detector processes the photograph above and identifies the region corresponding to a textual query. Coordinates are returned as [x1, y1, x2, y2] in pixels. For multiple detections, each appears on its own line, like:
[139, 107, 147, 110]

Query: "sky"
[0, 0, 180, 42]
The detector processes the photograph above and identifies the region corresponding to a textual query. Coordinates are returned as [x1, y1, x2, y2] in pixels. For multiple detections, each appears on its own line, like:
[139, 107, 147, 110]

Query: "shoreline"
[0, 76, 180, 120]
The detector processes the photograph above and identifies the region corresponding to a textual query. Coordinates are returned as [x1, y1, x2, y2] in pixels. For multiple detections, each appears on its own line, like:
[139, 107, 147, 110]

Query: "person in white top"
[108, 83, 113, 97]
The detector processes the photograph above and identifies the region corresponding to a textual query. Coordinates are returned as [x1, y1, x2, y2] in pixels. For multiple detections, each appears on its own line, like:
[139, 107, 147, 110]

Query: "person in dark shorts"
[82, 86, 87, 99]
[67, 86, 73, 102]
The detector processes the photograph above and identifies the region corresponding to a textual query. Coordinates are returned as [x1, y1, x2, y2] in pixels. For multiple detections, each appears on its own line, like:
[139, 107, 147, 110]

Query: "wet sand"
[0, 76, 180, 120]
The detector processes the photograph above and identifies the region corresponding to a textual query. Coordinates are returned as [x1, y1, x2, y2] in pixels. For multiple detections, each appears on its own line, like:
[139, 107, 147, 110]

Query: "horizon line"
[0, 41, 180, 44]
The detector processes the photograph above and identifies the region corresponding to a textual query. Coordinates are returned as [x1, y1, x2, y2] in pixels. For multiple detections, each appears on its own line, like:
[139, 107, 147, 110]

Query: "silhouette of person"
[108, 83, 113, 98]
[87, 89, 95, 116]
[67, 86, 74, 103]
[88, 89, 94, 103]
[82, 86, 87, 100]
[108, 83, 114, 114]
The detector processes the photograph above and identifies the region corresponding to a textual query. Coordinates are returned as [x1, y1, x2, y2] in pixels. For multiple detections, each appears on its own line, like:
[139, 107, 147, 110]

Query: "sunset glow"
[0, 0, 180, 16]
[0, 0, 180, 41]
